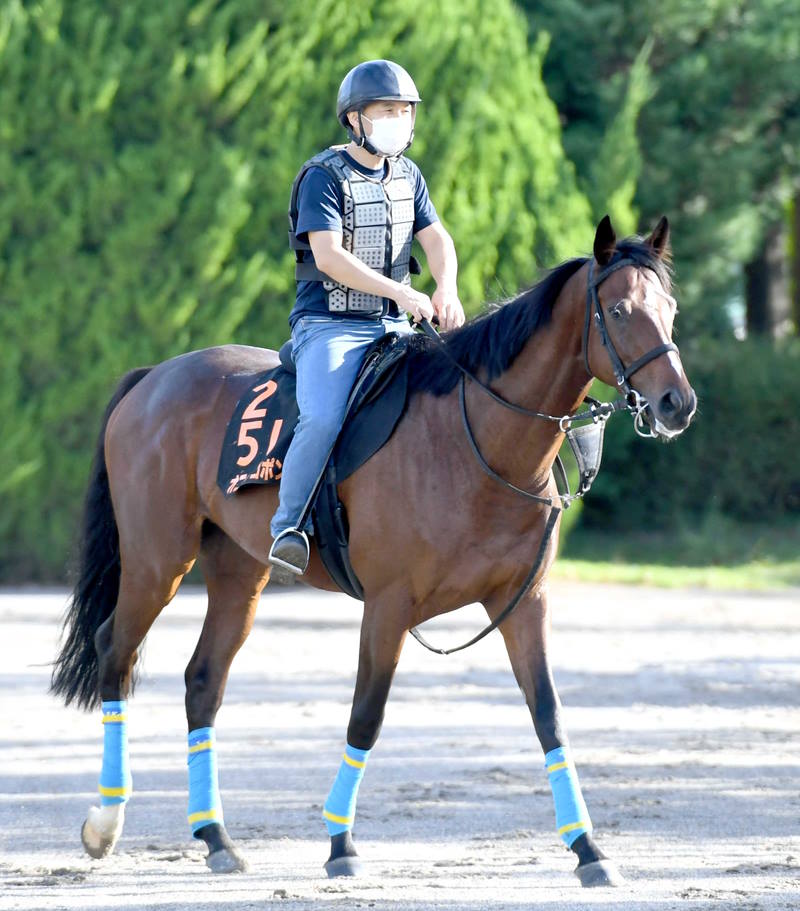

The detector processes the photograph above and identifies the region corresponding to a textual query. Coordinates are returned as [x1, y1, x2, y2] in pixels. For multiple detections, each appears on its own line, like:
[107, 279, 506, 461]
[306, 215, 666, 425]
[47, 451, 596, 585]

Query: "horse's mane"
[406, 237, 672, 397]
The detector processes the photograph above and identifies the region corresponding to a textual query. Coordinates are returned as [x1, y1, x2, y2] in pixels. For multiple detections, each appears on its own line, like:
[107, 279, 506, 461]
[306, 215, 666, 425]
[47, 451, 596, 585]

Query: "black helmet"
[336, 60, 421, 128]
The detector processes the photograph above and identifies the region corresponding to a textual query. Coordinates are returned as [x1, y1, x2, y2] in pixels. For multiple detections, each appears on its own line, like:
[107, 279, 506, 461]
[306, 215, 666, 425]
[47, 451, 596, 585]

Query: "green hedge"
[0, 0, 593, 581]
[579, 338, 800, 531]
[6, 1, 785, 582]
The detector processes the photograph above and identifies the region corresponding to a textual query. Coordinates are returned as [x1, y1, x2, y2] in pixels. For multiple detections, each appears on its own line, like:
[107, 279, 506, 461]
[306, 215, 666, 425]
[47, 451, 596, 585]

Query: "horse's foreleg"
[184, 527, 268, 873]
[488, 586, 624, 888]
[323, 599, 407, 878]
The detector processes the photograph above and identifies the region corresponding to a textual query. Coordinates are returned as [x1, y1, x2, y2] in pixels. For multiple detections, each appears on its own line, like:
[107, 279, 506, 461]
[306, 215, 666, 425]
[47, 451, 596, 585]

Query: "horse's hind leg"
[323, 598, 408, 878]
[83, 549, 197, 859]
[184, 524, 269, 873]
[487, 586, 624, 888]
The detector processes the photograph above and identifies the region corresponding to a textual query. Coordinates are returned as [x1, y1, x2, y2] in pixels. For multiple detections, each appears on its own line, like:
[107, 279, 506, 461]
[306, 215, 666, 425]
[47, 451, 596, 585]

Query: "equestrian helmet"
[336, 60, 421, 127]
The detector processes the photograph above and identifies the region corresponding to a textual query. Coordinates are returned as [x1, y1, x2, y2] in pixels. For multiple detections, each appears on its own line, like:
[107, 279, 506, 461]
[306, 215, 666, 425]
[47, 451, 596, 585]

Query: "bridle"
[584, 257, 679, 439]
[420, 254, 680, 451]
[409, 256, 680, 656]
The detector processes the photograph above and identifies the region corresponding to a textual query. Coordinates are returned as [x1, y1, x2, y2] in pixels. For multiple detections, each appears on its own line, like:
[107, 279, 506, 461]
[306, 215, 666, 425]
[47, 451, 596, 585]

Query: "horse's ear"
[646, 215, 671, 259]
[593, 214, 617, 266]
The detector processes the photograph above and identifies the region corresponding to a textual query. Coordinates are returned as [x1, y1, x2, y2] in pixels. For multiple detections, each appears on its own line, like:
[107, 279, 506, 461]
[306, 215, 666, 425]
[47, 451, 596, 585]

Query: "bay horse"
[51, 215, 695, 886]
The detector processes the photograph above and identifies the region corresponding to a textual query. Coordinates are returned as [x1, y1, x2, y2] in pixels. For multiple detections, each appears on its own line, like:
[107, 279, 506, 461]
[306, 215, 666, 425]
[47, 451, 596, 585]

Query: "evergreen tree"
[0, 0, 592, 580]
[520, 0, 800, 338]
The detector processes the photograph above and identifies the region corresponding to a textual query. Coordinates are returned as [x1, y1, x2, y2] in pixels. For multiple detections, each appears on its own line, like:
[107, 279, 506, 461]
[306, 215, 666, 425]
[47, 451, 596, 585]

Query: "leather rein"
[409, 256, 678, 655]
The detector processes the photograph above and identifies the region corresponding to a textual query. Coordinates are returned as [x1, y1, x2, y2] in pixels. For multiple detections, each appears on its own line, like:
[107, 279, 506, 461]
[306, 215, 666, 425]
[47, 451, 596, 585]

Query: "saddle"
[216, 333, 411, 596]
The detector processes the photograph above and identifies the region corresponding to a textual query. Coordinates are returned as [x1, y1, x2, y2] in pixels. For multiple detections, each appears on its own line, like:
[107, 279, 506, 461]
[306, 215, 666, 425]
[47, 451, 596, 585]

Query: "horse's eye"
[609, 299, 631, 320]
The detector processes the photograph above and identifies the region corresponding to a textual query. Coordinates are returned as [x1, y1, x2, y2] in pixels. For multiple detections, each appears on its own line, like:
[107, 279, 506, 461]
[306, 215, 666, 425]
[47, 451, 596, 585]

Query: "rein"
[409, 257, 677, 655]
[418, 317, 629, 434]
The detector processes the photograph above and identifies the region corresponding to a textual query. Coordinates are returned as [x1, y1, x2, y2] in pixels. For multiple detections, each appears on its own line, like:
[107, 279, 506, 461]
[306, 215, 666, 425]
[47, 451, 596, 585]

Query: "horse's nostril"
[659, 388, 681, 416]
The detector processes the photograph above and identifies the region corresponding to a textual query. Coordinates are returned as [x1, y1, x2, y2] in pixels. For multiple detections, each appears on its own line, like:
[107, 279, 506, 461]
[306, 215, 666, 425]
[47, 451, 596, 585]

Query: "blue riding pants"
[270, 313, 413, 538]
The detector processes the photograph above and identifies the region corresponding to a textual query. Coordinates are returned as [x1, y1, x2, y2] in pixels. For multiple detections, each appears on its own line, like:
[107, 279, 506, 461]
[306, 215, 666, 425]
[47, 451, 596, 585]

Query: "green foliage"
[0, 0, 592, 580]
[587, 39, 654, 236]
[519, 1, 654, 235]
[579, 339, 800, 530]
[520, 0, 800, 336]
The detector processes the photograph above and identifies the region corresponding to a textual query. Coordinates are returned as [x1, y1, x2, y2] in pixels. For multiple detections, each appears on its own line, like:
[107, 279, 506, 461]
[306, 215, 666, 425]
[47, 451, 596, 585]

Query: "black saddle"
[278, 339, 295, 372]
[274, 333, 409, 477]
[216, 332, 412, 596]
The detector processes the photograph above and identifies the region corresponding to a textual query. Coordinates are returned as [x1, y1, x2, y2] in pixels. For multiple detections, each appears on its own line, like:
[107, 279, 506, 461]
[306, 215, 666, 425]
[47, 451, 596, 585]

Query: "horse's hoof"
[81, 804, 124, 859]
[324, 855, 363, 878]
[574, 858, 625, 887]
[206, 847, 249, 874]
[81, 818, 117, 859]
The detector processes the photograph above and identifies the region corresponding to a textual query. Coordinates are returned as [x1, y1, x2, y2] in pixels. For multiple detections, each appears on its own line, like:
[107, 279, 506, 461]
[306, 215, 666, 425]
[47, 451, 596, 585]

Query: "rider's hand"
[432, 286, 465, 331]
[394, 284, 435, 323]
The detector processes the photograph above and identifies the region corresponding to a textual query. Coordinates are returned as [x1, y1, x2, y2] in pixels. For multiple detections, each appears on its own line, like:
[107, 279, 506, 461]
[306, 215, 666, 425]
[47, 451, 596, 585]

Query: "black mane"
[406, 237, 672, 397]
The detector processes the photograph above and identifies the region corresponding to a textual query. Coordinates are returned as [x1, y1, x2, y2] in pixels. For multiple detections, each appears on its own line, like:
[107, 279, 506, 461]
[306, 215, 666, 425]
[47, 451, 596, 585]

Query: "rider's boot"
[268, 528, 310, 578]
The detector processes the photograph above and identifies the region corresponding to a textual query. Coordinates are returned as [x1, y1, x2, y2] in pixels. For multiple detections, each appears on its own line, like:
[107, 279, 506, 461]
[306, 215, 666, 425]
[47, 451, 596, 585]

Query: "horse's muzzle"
[650, 385, 697, 438]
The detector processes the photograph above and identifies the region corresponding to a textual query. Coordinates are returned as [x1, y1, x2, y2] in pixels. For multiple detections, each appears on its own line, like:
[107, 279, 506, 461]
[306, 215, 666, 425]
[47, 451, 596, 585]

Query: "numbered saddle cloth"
[216, 368, 298, 496]
[216, 332, 411, 498]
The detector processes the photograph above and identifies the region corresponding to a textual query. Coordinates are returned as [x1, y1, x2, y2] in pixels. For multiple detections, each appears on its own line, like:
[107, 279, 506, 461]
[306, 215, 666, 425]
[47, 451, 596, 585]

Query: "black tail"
[50, 367, 153, 710]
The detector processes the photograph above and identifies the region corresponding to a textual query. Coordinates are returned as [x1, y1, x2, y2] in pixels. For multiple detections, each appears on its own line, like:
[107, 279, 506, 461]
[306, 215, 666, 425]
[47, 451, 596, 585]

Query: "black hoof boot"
[324, 831, 362, 878]
[196, 823, 249, 874]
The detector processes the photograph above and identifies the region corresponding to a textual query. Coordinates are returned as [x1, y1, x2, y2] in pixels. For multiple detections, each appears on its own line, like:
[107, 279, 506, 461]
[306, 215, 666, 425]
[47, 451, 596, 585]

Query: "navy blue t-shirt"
[289, 150, 439, 327]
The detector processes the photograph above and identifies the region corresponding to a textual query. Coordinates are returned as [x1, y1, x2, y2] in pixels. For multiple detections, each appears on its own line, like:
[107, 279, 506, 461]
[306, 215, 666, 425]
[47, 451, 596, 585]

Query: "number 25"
[236, 381, 277, 467]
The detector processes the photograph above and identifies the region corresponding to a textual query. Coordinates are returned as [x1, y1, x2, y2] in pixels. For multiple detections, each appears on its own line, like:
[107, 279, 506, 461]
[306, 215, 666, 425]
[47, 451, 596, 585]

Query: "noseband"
[584, 258, 678, 427]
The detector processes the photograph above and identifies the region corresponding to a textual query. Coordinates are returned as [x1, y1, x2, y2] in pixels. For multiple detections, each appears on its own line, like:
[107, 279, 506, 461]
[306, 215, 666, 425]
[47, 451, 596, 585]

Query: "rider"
[268, 59, 465, 575]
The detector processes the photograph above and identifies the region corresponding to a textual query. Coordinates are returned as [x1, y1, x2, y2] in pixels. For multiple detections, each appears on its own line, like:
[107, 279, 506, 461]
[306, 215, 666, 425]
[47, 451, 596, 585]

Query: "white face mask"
[362, 111, 413, 157]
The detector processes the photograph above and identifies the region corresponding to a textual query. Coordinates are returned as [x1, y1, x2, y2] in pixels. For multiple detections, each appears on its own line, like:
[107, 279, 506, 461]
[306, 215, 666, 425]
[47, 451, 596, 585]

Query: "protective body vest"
[288, 146, 418, 318]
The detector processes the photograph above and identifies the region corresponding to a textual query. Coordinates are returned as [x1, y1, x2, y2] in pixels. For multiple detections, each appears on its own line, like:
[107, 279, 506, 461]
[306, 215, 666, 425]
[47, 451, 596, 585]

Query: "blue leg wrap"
[187, 727, 224, 835]
[323, 744, 370, 836]
[99, 700, 132, 806]
[545, 746, 593, 847]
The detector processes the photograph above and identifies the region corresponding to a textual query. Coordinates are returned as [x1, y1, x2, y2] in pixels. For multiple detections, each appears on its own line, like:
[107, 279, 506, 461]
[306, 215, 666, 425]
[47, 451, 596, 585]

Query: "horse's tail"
[50, 366, 153, 711]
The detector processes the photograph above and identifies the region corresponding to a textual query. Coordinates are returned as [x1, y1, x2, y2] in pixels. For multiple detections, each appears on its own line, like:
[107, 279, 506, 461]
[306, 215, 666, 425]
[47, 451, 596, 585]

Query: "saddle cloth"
[216, 333, 411, 597]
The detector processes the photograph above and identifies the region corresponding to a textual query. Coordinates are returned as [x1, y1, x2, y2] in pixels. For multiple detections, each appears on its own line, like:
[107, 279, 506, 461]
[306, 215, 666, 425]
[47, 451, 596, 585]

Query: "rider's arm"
[308, 230, 433, 321]
[416, 221, 458, 293]
[416, 222, 464, 330]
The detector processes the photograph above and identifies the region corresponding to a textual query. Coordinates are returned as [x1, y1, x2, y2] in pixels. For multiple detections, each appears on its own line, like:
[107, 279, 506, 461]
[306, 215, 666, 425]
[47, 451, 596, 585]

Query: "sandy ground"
[0, 581, 798, 911]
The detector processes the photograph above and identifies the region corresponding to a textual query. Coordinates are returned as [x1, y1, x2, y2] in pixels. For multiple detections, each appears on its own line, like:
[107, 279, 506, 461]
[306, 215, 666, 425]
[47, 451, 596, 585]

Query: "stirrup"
[268, 528, 310, 575]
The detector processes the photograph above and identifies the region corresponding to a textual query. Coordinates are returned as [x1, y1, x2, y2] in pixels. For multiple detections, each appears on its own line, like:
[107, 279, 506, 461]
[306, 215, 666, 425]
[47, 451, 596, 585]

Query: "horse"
[51, 214, 696, 887]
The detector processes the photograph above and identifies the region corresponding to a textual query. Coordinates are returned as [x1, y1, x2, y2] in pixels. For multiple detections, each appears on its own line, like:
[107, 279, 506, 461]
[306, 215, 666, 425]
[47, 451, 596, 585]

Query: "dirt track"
[1, 582, 798, 910]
